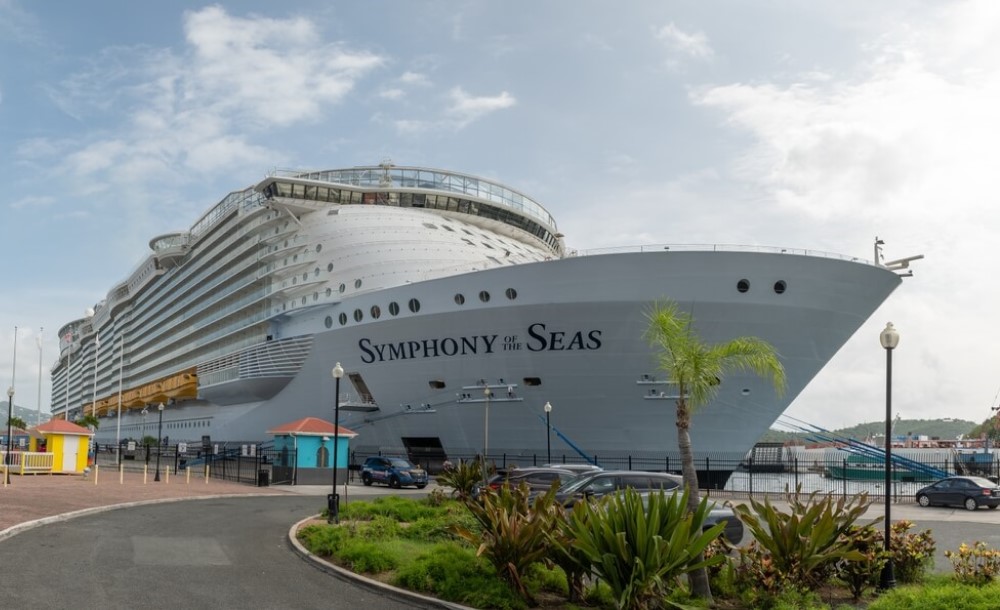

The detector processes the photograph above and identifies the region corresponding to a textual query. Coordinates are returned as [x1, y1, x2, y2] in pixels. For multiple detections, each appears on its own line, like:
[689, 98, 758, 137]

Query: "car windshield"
[389, 459, 413, 468]
[557, 474, 603, 494]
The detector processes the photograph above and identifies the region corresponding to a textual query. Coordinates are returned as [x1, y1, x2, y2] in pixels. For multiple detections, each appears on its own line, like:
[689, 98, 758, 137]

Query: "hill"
[3, 401, 51, 427]
[760, 418, 978, 444]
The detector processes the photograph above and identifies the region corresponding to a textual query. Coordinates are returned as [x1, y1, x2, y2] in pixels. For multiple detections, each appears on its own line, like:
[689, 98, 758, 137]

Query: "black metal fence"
[94, 443, 296, 486]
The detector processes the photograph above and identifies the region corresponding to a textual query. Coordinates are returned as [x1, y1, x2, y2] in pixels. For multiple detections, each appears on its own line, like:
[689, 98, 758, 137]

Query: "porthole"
[737, 279, 750, 293]
[339, 312, 348, 326]
[354, 279, 362, 289]
[479, 291, 491, 303]
[389, 302, 400, 316]
[314, 268, 320, 277]
[324, 316, 333, 329]
[293, 254, 298, 262]
[408, 298, 421, 313]
[326, 287, 332, 297]
[301, 296, 307, 305]
[339, 283, 346, 294]
[316, 244, 322, 253]
[292, 277, 297, 285]
[455, 294, 465, 305]
[774, 280, 787, 294]
[284, 240, 289, 247]
[353, 309, 363, 322]
[302, 272, 308, 281]
[505, 288, 517, 300]
[327, 263, 333, 272]
[370, 305, 381, 319]
[313, 292, 319, 301]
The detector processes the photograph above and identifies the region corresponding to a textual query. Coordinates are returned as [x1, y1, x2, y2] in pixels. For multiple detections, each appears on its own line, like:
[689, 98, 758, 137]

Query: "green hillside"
[760, 418, 979, 444]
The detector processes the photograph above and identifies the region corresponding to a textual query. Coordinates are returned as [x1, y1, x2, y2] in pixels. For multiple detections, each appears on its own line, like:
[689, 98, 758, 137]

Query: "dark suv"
[361, 456, 428, 489]
[553, 470, 683, 506]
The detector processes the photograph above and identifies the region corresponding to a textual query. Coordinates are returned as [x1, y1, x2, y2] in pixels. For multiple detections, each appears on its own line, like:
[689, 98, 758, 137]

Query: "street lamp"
[141, 407, 148, 464]
[544, 401, 553, 464]
[328, 362, 344, 524]
[5, 386, 13, 485]
[483, 385, 492, 482]
[154, 402, 164, 482]
[879, 322, 899, 590]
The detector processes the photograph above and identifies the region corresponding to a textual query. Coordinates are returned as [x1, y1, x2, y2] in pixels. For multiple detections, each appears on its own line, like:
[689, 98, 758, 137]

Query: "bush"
[340, 495, 439, 522]
[337, 539, 399, 573]
[834, 524, 888, 600]
[945, 541, 1000, 586]
[884, 520, 936, 583]
[393, 542, 524, 609]
[435, 457, 488, 501]
[297, 523, 350, 557]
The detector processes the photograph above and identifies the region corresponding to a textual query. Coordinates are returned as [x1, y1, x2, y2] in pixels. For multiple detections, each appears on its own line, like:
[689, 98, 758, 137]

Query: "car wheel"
[362, 473, 373, 486]
[917, 494, 931, 507]
[416, 483, 427, 489]
[964, 497, 978, 511]
[389, 476, 401, 489]
[990, 504, 999, 510]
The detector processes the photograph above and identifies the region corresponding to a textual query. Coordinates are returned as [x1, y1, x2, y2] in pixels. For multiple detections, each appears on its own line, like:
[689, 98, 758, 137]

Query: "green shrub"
[337, 539, 399, 573]
[435, 457, 488, 501]
[297, 523, 350, 557]
[834, 524, 888, 600]
[393, 542, 524, 609]
[867, 576, 1000, 609]
[731, 486, 872, 592]
[546, 502, 593, 603]
[454, 481, 558, 604]
[553, 487, 723, 610]
[357, 515, 402, 540]
[340, 495, 439, 522]
[945, 541, 1000, 586]
[884, 520, 936, 583]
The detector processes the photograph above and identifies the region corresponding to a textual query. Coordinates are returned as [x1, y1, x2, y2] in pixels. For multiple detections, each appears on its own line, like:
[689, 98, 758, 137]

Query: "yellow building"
[33, 420, 94, 474]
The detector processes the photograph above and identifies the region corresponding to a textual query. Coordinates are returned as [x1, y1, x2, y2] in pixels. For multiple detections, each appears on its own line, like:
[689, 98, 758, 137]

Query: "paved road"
[0, 495, 423, 609]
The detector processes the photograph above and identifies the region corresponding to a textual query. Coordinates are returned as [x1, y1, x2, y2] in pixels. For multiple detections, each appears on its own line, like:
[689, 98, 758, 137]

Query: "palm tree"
[645, 301, 786, 601]
[7, 416, 26, 431]
[74, 414, 100, 430]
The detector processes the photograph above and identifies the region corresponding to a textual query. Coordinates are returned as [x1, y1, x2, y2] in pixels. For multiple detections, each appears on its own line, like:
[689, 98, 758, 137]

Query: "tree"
[7, 416, 26, 431]
[74, 414, 100, 430]
[645, 301, 786, 602]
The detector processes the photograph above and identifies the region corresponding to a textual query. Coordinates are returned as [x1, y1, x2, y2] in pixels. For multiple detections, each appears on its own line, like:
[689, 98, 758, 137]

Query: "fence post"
[793, 457, 799, 489]
[842, 458, 847, 496]
[748, 457, 753, 496]
[628, 455, 632, 471]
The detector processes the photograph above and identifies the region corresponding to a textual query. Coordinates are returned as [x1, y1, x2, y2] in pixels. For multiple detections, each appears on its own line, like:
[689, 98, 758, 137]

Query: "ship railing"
[566, 243, 878, 265]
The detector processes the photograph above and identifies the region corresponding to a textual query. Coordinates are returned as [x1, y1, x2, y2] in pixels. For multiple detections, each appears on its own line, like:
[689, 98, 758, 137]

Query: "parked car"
[474, 466, 579, 498]
[915, 476, 1000, 511]
[361, 456, 428, 489]
[541, 462, 603, 475]
[553, 470, 683, 507]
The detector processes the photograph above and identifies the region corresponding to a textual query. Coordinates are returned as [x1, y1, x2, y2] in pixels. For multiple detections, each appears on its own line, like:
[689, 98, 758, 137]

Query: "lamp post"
[154, 402, 164, 482]
[5, 386, 13, 485]
[879, 322, 899, 590]
[544, 401, 552, 464]
[328, 363, 344, 523]
[141, 407, 148, 463]
[483, 385, 492, 482]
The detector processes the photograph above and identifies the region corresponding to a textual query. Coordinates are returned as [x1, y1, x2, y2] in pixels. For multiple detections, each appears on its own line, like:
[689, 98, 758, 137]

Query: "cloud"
[399, 71, 430, 86]
[10, 195, 55, 210]
[655, 22, 713, 61]
[447, 87, 516, 127]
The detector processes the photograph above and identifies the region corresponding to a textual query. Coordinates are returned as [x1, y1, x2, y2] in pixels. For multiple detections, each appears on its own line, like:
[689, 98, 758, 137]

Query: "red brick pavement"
[0, 466, 285, 533]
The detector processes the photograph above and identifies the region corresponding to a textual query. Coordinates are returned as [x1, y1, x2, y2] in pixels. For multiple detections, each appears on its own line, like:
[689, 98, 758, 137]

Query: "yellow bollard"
[205, 464, 210, 483]
[143, 464, 148, 484]
[94, 464, 99, 485]
[165, 466, 170, 484]
[120, 463, 124, 485]
[186, 467, 191, 485]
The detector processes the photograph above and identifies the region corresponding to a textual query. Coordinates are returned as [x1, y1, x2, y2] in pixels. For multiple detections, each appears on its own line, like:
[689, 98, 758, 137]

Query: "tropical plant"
[453, 481, 559, 604]
[945, 541, 1000, 586]
[546, 501, 594, 603]
[731, 487, 874, 593]
[835, 524, 889, 600]
[436, 457, 487, 502]
[74, 414, 100, 430]
[6, 416, 26, 430]
[645, 300, 786, 601]
[552, 487, 724, 610]
[882, 519, 936, 583]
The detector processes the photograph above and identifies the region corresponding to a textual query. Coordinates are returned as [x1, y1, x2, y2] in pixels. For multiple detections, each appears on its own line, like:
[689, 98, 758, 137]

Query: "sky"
[1, 1, 997, 432]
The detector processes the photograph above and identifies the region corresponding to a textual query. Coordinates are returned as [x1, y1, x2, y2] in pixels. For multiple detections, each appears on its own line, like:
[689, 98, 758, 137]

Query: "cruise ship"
[50, 163, 913, 478]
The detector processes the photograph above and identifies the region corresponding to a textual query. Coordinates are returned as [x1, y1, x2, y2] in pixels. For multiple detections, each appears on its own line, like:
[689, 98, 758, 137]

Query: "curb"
[288, 515, 474, 610]
[0, 493, 279, 542]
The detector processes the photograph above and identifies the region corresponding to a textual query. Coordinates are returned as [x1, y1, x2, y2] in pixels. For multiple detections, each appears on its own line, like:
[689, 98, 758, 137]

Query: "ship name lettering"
[525, 323, 602, 352]
[358, 334, 498, 363]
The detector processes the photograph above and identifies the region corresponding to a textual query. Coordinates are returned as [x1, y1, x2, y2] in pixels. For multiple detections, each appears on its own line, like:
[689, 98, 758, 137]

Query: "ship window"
[442, 225, 455, 232]
[422, 222, 438, 230]
[463, 229, 474, 236]
[523, 377, 542, 387]
[354, 279, 362, 289]
[292, 277, 297, 285]
[353, 309, 363, 322]
[408, 298, 421, 313]
[293, 255, 298, 262]
[313, 292, 319, 301]
[316, 244, 322, 253]
[737, 279, 750, 293]
[774, 280, 787, 294]
[303, 272, 308, 281]
[370, 305, 381, 319]
[339, 283, 346, 294]
[314, 268, 320, 277]
[339, 313, 348, 326]
[462, 238, 475, 246]
[284, 240, 289, 248]
[327, 263, 333, 272]
[326, 287, 332, 297]
[389, 302, 400, 316]
[505, 288, 517, 300]
[301, 296, 307, 305]
[428, 380, 446, 389]
[454, 294, 465, 305]
[479, 291, 490, 303]
[482, 242, 494, 249]
[325, 316, 333, 329]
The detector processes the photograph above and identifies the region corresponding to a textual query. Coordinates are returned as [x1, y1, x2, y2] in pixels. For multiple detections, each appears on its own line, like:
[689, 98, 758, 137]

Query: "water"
[723, 470, 928, 499]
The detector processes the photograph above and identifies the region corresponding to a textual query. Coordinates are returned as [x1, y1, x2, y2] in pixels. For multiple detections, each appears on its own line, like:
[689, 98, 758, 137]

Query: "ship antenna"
[874, 237, 885, 264]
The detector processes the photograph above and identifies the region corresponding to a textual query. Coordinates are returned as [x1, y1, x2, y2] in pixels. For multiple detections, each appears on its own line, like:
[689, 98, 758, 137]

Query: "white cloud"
[655, 22, 713, 61]
[447, 87, 516, 127]
[10, 195, 54, 209]
[399, 71, 430, 86]
[380, 88, 404, 100]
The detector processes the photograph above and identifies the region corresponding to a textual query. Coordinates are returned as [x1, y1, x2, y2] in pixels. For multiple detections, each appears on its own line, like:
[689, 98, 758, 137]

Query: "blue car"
[361, 456, 428, 489]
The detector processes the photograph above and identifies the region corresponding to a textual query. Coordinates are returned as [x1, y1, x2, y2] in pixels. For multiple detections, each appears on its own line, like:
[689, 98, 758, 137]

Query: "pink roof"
[35, 419, 94, 436]
[267, 416, 357, 438]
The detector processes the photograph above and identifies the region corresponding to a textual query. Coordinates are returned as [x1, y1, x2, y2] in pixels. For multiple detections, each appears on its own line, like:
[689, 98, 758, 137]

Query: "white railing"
[1, 451, 54, 475]
[567, 243, 876, 265]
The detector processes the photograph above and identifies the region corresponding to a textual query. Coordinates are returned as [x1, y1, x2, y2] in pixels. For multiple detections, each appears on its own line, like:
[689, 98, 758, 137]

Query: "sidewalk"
[0, 467, 286, 535]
